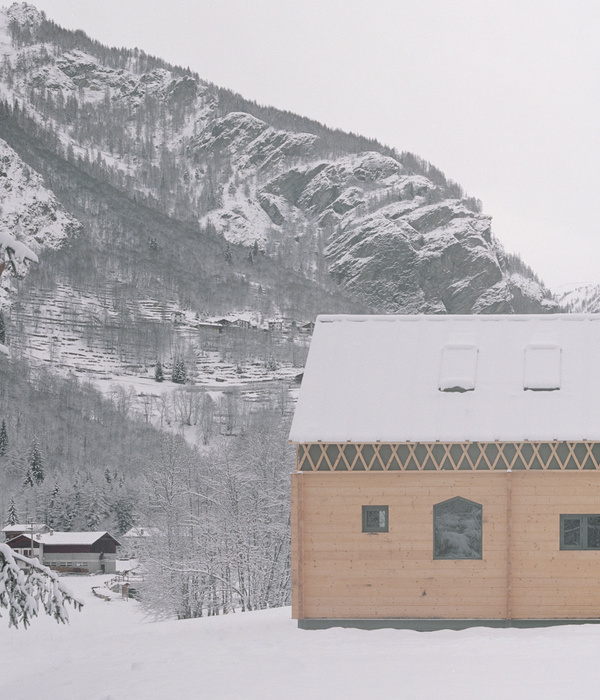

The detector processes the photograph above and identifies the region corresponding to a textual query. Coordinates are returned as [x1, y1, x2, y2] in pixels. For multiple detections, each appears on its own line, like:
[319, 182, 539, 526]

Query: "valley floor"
[1, 571, 599, 699]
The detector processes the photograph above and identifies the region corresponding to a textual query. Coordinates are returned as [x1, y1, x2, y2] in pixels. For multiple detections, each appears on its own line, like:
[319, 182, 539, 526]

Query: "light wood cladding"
[291, 469, 600, 620]
[510, 471, 600, 619]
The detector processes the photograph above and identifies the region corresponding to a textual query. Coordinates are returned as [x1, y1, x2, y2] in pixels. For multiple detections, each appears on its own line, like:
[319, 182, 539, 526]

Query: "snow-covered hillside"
[1, 572, 599, 700]
[0, 138, 80, 303]
[0, 2, 556, 323]
[555, 283, 600, 313]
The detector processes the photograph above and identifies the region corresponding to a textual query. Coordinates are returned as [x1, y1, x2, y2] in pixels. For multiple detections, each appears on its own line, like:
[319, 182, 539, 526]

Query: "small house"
[290, 314, 600, 628]
[299, 321, 315, 334]
[6, 530, 121, 574]
[268, 319, 283, 332]
[2, 523, 50, 542]
[233, 318, 251, 330]
[122, 526, 160, 556]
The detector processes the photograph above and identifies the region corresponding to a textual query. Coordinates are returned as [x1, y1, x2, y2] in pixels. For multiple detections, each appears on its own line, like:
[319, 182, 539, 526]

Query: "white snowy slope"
[0, 573, 599, 700]
[0, 140, 78, 252]
[0, 3, 555, 317]
[0, 134, 80, 353]
[0, 137, 81, 303]
[555, 282, 600, 313]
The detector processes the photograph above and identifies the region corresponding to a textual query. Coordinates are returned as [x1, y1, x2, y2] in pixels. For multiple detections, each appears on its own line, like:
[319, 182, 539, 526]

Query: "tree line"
[138, 410, 294, 619]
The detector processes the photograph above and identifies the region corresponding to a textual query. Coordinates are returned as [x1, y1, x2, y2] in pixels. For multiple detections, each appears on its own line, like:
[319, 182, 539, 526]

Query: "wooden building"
[290, 314, 600, 628]
[1, 523, 51, 542]
[7, 530, 120, 574]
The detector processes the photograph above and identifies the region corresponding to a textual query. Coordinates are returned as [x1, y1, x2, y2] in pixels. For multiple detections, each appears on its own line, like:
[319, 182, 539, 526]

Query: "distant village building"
[122, 526, 160, 556]
[2, 523, 51, 541]
[299, 321, 315, 334]
[6, 529, 120, 574]
[290, 314, 600, 628]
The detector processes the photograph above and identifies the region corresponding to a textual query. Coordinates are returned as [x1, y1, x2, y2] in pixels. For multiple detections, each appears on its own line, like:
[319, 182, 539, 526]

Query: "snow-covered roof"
[123, 527, 160, 538]
[2, 523, 48, 533]
[14, 531, 119, 546]
[289, 314, 600, 443]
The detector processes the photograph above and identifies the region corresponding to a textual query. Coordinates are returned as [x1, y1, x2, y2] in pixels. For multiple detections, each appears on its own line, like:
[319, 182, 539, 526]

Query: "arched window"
[433, 496, 482, 559]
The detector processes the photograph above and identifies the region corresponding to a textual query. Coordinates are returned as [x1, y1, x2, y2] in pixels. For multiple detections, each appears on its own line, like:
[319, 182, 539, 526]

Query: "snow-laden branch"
[0, 543, 83, 628]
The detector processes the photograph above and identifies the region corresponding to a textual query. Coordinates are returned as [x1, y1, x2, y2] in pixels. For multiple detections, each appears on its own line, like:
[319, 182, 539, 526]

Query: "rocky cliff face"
[259, 151, 542, 314]
[0, 138, 81, 303]
[197, 115, 556, 314]
[0, 1, 557, 338]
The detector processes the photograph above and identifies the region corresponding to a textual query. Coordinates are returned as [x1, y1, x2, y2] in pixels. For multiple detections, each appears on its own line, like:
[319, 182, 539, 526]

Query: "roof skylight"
[439, 345, 478, 393]
[524, 344, 561, 391]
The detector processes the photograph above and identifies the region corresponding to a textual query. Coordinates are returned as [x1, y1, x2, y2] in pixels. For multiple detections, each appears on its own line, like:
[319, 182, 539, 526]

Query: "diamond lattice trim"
[296, 442, 600, 472]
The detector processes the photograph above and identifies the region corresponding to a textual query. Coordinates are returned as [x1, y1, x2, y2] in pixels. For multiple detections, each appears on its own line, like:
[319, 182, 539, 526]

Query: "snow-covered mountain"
[0, 1, 556, 343]
[0, 135, 80, 293]
[554, 283, 600, 313]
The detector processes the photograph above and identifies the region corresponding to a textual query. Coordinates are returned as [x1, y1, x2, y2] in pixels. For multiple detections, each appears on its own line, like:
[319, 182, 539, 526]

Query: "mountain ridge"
[0, 1, 562, 393]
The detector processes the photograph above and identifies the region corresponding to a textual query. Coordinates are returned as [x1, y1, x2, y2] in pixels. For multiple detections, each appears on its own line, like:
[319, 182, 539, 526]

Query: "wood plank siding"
[292, 444, 600, 621]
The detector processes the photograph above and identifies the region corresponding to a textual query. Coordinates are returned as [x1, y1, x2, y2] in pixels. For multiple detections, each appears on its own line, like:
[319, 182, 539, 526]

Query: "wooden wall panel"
[293, 468, 600, 620]
[510, 471, 600, 619]
[297, 471, 508, 620]
[290, 473, 302, 619]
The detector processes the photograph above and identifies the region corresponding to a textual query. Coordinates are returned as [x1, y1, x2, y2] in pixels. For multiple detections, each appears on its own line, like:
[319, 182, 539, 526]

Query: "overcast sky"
[24, 0, 600, 290]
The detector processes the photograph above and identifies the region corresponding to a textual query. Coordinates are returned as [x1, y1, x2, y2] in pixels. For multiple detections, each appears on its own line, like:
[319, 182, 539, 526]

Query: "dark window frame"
[433, 496, 483, 560]
[560, 514, 600, 550]
[362, 505, 389, 533]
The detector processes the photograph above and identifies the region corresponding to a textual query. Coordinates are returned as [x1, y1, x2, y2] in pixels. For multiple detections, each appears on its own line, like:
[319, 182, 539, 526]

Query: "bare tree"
[172, 385, 200, 426]
[198, 393, 215, 445]
[139, 411, 294, 619]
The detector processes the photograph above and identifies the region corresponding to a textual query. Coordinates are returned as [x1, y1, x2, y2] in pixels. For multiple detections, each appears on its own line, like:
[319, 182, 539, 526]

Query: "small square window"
[560, 514, 600, 550]
[362, 505, 388, 533]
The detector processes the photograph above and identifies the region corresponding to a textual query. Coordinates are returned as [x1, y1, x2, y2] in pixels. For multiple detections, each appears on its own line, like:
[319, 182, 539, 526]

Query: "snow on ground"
[1, 570, 600, 700]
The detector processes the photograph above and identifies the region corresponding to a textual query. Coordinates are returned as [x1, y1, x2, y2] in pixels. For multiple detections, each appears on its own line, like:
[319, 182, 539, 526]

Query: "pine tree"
[85, 490, 104, 530]
[112, 493, 134, 534]
[23, 467, 34, 488]
[224, 243, 233, 264]
[0, 544, 82, 627]
[154, 360, 164, 383]
[6, 497, 17, 526]
[28, 437, 45, 485]
[171, 359, 187, 384]
[0, 419, 8, 456]
[47, 484, 60, 528]
[60, 500, 74, 532]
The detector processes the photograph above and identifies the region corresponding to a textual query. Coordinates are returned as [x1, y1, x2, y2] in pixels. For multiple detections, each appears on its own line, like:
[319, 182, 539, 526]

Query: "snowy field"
[1, 572, 600, 699]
